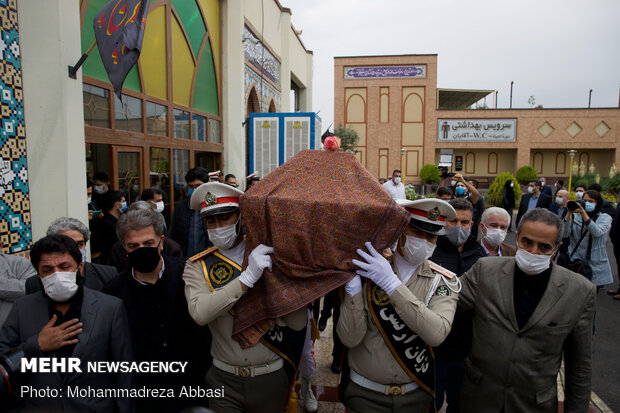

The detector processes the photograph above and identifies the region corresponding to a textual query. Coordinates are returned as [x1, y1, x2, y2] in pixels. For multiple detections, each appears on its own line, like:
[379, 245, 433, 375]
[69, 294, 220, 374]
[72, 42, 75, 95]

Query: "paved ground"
[295, 213, 616, 412]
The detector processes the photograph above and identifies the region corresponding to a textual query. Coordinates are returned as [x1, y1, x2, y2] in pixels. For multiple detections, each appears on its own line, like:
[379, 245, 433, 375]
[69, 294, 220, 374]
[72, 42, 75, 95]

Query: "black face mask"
[127, 241, 162, 273]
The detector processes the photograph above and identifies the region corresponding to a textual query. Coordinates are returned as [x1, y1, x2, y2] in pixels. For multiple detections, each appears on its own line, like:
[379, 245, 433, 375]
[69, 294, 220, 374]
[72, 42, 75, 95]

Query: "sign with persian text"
[344, 65, 426, 79]
[438, 119, 517, 142]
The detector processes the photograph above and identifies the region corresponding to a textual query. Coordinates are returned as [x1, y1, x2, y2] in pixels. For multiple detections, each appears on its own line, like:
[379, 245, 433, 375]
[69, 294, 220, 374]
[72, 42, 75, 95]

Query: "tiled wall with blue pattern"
[0, 0, 32, 253]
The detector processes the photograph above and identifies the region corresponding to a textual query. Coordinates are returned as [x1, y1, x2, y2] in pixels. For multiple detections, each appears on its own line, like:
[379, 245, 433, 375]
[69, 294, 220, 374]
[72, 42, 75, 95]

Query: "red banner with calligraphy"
[93, 0, 150, 99]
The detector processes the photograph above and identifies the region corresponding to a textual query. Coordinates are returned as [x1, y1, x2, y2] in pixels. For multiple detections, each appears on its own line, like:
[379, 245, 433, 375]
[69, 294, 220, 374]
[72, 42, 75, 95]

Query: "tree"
[334, 124, 359, 153]
[419, 164, 441, 184]
[485, 172, 522, 209]
[515, 165, 537, 186]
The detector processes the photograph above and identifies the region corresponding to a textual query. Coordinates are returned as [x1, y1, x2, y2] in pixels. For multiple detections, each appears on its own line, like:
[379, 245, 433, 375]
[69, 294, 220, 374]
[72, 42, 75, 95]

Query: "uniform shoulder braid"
[189, 246, 218, 262]
[428, 260, 456, 280]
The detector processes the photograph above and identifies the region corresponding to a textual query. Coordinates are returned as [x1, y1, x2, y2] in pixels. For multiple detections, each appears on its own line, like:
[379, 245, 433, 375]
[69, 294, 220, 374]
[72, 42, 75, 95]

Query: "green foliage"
[419, 164, 441, 184]
[515, 166, 538, 186]
[334, 124, 359, 153]
[573, 173, 597, 189]
[485, 172, 522, 209]
[405, 184, 419, 201]
[605, 172, 620, 194]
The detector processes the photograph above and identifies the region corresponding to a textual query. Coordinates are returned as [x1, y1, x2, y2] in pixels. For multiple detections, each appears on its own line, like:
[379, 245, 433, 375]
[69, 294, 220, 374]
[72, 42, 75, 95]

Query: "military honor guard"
[183, 182, 307, 413]
[337, 198, 461, 413]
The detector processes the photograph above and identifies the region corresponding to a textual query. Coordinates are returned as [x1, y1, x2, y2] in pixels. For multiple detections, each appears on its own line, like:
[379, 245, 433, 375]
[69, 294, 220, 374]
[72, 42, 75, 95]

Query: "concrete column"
[298, 52, 313, 112]
[221, 0, 246, 179]
[279, 11, 291, 112]
[18, 0, 88, 242]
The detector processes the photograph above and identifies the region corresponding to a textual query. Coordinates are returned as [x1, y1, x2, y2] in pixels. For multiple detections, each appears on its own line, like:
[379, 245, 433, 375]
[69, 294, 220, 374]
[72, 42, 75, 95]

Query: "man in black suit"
[104, 207, 211, 412]
[539, 177, 553, 197]
[516, 179, 552, 226]
[169, 167, 211, 257]
[0, 235, 134, 412]
[26, 217, 117, 294]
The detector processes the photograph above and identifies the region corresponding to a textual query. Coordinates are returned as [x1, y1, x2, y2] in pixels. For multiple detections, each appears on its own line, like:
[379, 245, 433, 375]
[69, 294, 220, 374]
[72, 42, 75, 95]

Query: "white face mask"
[527, 186, 534, 194]
[401, 235, 436, 265]
[208, 223, 238, 250]
[555, 197, 565, 206]
[394, 177, 402, 185]
[510, 182, 514, 188]
[93, 185, 106, 194]
[450, 180, 457, 187]
[575, 191, 584, 200]
[41, 270, 79, 302]
[155, 201, 165, 213]
[87, 196, 92, 204]
[482, 225, 507, 248]
[515, 246, 555, 275]
[79, 248, 87, 263]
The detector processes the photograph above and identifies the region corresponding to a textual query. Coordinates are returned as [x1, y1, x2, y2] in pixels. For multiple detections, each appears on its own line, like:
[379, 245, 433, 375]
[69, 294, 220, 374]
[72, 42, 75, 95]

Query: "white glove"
[239, 244, 274, 288]
[352, 242, 402, 295]
[344, 275, 362, 297]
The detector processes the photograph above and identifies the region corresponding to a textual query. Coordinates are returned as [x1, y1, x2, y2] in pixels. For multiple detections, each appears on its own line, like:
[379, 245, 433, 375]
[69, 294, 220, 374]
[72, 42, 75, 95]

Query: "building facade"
[1, 0, 312, 253]
[334, 55, 620, 187]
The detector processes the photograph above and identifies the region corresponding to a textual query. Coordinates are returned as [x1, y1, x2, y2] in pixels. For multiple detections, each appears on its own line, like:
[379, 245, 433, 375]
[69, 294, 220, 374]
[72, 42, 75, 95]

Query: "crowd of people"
[0, 164, 617, 413]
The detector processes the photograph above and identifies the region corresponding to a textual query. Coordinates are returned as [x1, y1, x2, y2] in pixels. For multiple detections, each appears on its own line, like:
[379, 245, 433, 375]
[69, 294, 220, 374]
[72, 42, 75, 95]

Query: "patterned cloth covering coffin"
[232, 149, 411, 348]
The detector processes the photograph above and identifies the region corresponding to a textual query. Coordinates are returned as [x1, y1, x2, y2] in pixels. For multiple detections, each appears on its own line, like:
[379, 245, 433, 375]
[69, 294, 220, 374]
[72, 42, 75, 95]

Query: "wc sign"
[438, 119, 517, 142]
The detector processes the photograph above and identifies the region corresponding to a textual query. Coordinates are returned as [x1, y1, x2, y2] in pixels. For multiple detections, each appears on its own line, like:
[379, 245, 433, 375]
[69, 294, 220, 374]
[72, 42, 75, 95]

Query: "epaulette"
[428, 260, 456, 280]
[189, 246, 218, 262]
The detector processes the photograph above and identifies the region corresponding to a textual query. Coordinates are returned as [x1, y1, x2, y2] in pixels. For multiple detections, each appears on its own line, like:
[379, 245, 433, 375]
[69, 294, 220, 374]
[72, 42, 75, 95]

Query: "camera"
[567, 200, 584, 211]
[439, 167, 455, 179]
[0, 348, 24, 396]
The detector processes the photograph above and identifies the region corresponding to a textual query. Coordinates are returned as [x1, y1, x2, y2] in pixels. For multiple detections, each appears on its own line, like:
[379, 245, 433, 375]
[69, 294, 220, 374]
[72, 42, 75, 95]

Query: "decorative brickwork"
[0, 0, 32, 253]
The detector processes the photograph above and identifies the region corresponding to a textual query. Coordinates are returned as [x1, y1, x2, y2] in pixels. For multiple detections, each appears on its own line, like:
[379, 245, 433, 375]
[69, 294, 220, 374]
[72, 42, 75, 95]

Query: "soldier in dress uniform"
[337, 198, 461, 413]
[183, 182, 307, 413]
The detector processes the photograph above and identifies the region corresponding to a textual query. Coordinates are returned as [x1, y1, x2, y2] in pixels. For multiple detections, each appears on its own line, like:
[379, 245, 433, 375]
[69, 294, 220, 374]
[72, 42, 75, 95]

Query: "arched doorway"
[246, 87, 261, 176]
[268, 100, 276, 113]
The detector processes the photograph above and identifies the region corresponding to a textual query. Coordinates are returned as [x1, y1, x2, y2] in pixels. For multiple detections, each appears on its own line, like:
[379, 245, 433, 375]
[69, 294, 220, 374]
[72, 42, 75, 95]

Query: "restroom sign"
[438, 119, 516, 142]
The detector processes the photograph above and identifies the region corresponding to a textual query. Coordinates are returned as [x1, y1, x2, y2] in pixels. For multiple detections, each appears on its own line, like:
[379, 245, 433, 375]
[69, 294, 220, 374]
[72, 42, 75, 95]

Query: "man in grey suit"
[0, 234, 134, 412]
[459, 208, 595, 413]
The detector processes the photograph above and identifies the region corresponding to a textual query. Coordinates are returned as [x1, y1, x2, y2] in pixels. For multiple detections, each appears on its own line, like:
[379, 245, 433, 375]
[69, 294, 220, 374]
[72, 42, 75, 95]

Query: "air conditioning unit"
[249, 112, 321, 178]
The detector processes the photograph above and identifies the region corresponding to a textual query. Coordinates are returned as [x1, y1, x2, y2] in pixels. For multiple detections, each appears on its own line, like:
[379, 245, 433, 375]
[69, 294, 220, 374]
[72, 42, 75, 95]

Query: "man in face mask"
[183, 182, 307, 413]
[26, 217, 117, 294]
[169, 167, 210, 257]
[104, 208, 210, 412]
[516, 179, 552, 227]
[338, 198, 460, 413]
[457, 208, 596, 413]
[0, 235, 133, 412]
[428, 198, 486, 413]
[479, 207, 515, 257]
[549, 189, 570, 255]
[382, 169, 406, 199]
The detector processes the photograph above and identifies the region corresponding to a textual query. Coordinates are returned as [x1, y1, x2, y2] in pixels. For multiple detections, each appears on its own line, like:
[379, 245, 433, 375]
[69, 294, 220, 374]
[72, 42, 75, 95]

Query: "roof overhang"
[438, 89, 494, 109]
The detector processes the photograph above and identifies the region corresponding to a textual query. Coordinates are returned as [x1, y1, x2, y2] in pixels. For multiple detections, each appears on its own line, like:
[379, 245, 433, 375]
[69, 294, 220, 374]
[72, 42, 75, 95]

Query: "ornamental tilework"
[244, 65, 280, 113]
[0, 0, 32, 253]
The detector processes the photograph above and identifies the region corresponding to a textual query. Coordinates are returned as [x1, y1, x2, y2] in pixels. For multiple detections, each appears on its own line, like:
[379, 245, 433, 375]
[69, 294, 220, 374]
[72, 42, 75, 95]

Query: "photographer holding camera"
[563, 190, 613, 288]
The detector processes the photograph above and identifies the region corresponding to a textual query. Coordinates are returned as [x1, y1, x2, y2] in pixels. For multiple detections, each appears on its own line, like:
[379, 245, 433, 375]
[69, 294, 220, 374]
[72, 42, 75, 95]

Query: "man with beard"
[0, 235, 133, 412]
